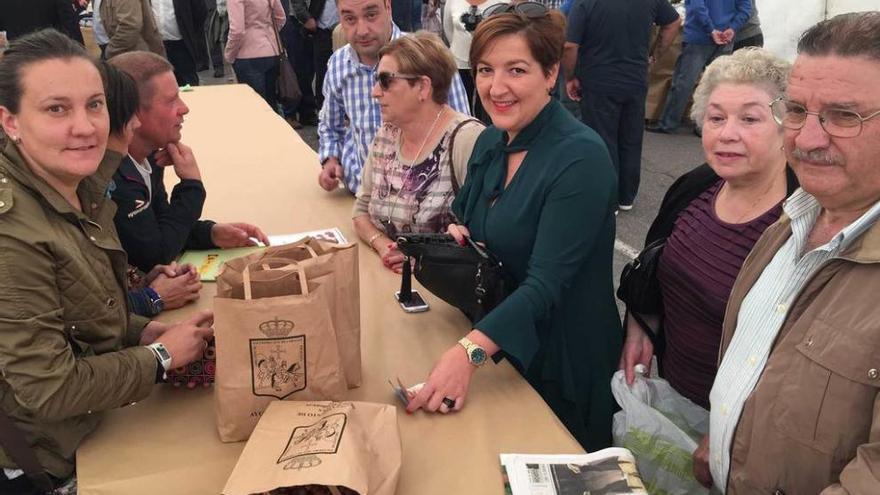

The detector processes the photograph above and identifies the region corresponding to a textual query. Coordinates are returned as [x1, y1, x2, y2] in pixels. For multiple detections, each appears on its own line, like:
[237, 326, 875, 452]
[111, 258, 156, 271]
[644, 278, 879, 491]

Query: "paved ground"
[198, 67, 705, 304]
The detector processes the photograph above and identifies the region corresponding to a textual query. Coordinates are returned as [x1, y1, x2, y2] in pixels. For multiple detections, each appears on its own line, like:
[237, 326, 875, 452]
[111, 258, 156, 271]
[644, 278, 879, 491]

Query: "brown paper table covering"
[75, 84, 584, 495]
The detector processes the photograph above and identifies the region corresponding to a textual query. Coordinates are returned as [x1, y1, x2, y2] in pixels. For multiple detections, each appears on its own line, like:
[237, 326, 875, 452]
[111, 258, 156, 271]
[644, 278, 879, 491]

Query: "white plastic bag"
[611, 369, 710, 495]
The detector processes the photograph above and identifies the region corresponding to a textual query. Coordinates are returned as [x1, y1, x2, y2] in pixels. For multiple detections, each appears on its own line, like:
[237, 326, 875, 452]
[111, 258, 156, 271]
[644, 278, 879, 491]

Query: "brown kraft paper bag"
[219, 237, 362, 388]
[214, 262, 348, 442]
[223, 401, 401, 495]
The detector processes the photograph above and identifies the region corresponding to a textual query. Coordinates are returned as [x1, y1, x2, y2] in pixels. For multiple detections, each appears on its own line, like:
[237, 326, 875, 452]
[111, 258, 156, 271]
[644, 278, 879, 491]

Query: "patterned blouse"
[352, 111, 483, 235]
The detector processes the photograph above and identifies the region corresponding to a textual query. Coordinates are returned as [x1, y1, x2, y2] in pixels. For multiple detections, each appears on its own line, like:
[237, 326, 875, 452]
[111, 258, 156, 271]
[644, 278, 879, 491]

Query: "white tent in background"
[762, 0, 880, 61]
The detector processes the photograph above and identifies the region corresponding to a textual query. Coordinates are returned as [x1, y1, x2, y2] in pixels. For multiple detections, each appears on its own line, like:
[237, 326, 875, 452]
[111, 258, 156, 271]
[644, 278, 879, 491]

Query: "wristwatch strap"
[143, 287, 164, 316]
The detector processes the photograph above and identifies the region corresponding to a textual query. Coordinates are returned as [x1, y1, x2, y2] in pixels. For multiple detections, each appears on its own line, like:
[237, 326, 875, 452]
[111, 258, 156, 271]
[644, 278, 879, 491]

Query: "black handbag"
[395, 233, 509, 323]
[616, 237, 666, 315]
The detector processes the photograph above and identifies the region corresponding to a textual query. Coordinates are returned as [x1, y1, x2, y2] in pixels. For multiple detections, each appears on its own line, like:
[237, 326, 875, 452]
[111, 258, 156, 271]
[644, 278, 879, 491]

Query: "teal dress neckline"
[454, 98, 558, 225]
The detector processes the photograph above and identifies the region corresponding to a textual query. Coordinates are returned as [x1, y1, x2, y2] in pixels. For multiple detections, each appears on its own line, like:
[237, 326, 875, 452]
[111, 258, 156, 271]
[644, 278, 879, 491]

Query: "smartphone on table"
[395, 290, 429, 313]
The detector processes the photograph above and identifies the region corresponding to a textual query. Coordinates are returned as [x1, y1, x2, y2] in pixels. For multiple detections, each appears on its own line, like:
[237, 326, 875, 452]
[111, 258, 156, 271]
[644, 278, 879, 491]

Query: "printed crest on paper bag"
[277, 412, 348, 470]
[250, 317, 306, 399]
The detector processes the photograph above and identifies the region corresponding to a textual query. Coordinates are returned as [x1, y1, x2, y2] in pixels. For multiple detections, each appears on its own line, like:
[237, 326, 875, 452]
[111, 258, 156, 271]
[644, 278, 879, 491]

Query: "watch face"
[155, 345, 172, 362]
[470, 347, 487, 365]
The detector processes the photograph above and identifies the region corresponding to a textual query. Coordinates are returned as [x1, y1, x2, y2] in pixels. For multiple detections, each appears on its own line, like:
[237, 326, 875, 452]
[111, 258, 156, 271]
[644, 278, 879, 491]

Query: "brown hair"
[469, 10, 567, 76]
[107, 51, 174, 107]
[798, 11, 880, 61]
[377, 31, 457, 105]
[0, 29, 93, 114]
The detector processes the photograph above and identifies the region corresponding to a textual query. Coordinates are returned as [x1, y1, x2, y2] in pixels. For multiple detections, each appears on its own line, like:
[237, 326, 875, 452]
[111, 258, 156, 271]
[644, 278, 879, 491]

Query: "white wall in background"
[759, 0, 880, 61]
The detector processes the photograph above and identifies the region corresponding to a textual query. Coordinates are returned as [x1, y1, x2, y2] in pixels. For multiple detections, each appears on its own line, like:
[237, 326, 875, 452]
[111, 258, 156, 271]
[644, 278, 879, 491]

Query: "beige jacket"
[100, 0, 167, 59]
[719, 211, 880, 494]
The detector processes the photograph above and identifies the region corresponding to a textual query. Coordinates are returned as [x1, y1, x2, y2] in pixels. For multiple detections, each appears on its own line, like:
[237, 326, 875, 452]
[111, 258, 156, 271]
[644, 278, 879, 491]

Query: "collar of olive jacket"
[0, 140, 123, 221]
[718, 198, 880, 360]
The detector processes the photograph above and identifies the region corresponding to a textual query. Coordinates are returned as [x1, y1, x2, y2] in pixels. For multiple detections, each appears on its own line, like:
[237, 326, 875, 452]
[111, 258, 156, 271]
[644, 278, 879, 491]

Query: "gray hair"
[690, 47, 791, 125]
[798, 11, 880, 61]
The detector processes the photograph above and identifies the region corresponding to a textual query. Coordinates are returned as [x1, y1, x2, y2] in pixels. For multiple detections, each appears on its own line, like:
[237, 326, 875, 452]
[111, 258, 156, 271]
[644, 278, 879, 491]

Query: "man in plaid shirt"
[316, 0, 471, 194]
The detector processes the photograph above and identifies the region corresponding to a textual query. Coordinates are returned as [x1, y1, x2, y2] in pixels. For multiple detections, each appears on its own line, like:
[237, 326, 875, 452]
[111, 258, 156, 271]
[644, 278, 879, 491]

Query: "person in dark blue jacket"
[647, 0, 750, 134]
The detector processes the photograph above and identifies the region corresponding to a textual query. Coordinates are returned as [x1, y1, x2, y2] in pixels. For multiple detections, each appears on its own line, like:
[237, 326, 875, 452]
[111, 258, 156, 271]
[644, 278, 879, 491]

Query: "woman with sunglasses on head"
[405, 5, 623, 452]
[352, 31, 484, 273]
[0, 30, 213, 493]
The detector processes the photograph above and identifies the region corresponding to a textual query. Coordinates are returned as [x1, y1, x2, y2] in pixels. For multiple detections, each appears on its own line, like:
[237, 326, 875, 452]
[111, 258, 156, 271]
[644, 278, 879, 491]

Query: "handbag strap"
[0, 407, 54, 493]
[447, 118, 481, 194]
[267, 0, 287, 59]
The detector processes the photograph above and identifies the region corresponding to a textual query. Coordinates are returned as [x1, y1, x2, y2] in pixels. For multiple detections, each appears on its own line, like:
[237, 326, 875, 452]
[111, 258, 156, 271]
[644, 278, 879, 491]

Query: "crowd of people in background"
[1, 1, 880, 494]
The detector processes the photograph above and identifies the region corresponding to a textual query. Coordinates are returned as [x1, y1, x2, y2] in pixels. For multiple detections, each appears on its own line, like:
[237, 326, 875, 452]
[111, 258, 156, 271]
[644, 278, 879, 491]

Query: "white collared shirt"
[709, 188, 880, 491]
[152, 0, 183, 41]
[133, 155, 153, 199]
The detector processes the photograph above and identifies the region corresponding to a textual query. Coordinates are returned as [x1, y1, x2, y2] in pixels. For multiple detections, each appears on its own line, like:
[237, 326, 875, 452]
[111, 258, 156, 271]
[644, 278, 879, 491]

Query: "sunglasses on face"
[481, 1, 549, 19]
[374, 71, 422, 91]
[770, 97, 880, 138]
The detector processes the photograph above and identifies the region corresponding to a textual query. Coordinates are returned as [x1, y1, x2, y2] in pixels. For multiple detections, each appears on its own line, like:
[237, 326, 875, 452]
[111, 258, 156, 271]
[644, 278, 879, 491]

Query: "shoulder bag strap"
[447, 118, 481, 193]
[268, 0, 287, 59]
[0, 408, 54, 493]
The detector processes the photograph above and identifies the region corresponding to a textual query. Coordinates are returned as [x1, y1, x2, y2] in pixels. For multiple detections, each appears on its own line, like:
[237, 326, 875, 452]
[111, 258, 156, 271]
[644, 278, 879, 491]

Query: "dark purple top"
[657, 180, 783, 409]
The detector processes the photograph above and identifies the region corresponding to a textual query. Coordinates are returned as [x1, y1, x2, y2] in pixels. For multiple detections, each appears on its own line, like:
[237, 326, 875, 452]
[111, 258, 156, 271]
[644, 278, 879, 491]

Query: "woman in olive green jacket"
[0, 30, 210, 491]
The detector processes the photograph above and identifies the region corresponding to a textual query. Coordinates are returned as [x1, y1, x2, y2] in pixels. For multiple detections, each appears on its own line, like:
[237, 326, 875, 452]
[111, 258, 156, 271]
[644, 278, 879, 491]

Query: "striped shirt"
[317, 25, 471, 194]
[658, 180, 782, 409]
[709, 188, 880, 490]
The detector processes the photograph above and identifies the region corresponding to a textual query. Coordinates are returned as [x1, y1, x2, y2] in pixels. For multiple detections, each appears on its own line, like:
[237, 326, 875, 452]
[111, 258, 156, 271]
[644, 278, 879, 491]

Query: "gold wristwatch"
[458, 337, 488, 367]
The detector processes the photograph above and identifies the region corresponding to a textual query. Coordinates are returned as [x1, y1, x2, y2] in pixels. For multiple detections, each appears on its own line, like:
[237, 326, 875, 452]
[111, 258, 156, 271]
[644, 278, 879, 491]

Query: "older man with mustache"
[701, 11, 880, 494]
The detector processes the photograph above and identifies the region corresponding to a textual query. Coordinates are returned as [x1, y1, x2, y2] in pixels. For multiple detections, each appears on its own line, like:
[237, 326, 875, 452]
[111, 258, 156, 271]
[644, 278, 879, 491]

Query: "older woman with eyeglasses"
[352, 31, 484, 273]
[616, 48, 799, 485]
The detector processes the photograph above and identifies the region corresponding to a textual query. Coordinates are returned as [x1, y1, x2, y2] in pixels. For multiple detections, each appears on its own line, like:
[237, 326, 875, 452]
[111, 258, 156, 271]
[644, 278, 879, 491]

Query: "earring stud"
[11, 135, 21, 144]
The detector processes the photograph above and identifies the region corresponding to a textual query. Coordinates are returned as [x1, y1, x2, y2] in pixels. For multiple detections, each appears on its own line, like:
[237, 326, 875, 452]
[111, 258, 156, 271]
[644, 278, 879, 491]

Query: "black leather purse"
[395, 233, 509, 323]
[616, 237, 666, 315]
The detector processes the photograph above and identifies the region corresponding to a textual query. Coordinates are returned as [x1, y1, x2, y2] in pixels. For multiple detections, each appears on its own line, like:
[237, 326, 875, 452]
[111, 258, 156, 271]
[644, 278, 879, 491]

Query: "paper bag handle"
[242, 259, 309, 300]
[295, 242, 319, 258]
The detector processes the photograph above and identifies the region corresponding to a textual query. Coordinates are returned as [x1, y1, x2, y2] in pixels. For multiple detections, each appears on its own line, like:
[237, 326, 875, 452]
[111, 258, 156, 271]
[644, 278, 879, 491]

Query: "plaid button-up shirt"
[317, 25, 471, 194]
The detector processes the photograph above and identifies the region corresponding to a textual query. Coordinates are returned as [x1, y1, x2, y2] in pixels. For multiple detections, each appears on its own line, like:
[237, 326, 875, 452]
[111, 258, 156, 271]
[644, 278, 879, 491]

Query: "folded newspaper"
[501, 448, 647, 495]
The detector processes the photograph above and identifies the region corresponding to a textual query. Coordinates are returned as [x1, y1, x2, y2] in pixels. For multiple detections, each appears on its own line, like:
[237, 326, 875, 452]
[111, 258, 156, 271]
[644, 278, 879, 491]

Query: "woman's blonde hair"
[690, 47, 791, 124]
[377, 31, 457, 105]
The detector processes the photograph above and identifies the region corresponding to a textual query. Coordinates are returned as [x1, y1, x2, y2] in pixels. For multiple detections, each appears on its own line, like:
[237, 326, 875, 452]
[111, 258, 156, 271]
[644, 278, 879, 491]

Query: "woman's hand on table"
[406, 344, 475, 414]
[619, 314, 654, 385]
[378, 242, 406, 273]
[153, 310, 215, 369]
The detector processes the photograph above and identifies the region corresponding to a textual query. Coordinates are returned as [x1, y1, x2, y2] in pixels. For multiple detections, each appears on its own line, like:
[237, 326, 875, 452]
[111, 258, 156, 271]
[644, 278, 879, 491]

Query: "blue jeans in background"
[232, 56, 280, 112]
[657, 42, 732, 132]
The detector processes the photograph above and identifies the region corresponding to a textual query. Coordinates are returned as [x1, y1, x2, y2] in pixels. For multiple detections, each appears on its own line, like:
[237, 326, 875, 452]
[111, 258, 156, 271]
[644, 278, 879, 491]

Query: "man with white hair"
[704, 11, 880, 493]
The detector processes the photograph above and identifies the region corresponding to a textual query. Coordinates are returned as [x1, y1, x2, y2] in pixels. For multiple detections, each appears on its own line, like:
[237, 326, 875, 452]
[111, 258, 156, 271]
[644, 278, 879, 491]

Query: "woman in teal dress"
[405, 5, 623, 451]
